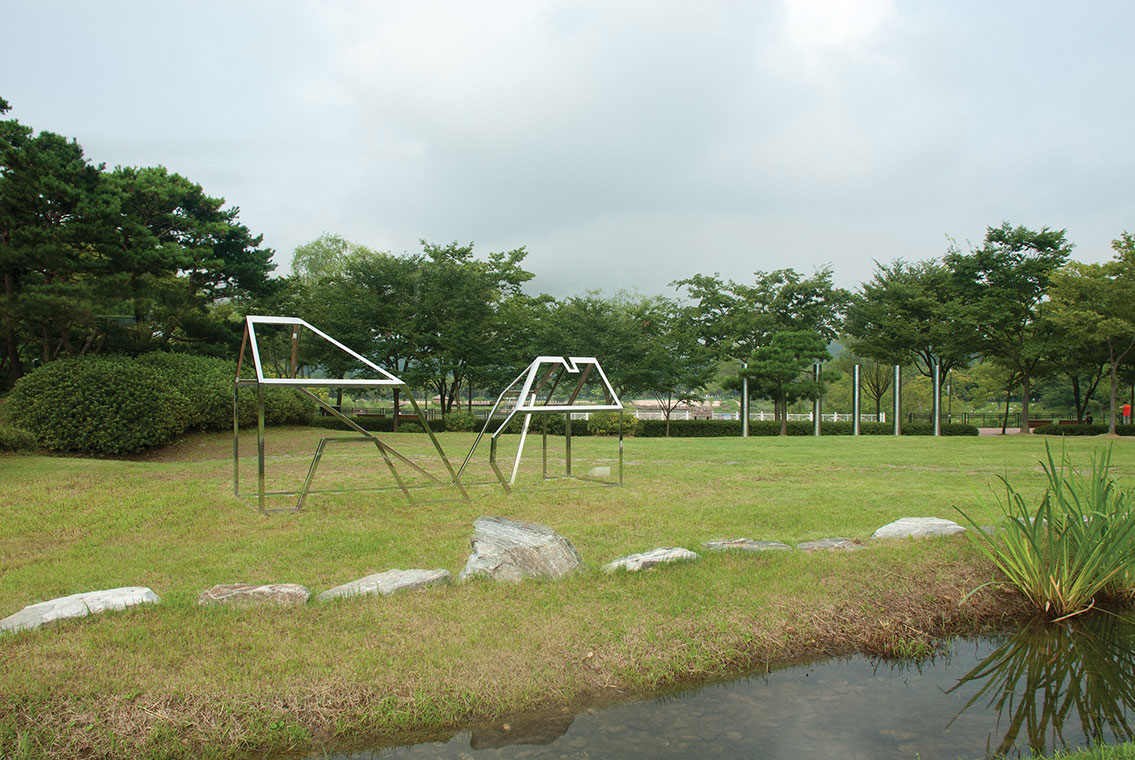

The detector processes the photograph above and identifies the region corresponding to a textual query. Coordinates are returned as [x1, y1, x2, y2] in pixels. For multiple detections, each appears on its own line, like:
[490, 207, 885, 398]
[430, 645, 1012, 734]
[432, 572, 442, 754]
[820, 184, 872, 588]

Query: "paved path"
[977, 427, 1022, 436]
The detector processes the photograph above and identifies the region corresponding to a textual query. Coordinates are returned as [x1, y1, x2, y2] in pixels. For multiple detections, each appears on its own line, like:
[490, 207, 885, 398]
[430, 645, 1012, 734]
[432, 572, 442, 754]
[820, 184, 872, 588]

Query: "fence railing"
[326, 406, 1079, 429]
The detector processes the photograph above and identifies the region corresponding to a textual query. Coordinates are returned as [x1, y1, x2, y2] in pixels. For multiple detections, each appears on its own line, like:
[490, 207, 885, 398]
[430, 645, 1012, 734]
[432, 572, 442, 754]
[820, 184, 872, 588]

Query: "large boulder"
[459, 516, 583, 582]
[871, 517, 966, 540]
[1, 586, 160, 634]
[317, 569, 451, 602]
[603, 547, 699, 573]
[197, 583, 310, 606]
[703, 538, 792, 552]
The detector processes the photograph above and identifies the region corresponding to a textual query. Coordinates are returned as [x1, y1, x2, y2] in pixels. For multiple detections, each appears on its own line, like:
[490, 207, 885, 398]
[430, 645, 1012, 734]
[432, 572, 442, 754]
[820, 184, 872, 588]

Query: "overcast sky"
[4, 1, 1133, 297]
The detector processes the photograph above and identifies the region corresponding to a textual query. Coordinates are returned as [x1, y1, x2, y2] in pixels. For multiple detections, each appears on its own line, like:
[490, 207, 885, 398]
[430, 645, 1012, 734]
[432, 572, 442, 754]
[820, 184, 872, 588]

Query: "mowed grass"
[1, 431, 1132, 759]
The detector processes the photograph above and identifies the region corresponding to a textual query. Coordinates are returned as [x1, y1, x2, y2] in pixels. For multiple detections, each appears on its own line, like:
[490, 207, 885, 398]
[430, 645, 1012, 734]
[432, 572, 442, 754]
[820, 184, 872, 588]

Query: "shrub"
[6, 353, 317, 455]
[586, 411, 639, 436]
[635, 418, 978, 437]
[138, 352, 314, 429]
[6, 356, 189, 454]
[638, 419, 741, 437]
[0, 423, 38, 452]
[1035, 423, 1135, 437]
[531, 414, 594, 436]
[261, 386, 316, 426]
[901, 422, 980, 436]
[956, 444, 1135, 618]
[137, 352, 235, 430]
[444, 410, 477, 432]
[311, 415, 395, 433]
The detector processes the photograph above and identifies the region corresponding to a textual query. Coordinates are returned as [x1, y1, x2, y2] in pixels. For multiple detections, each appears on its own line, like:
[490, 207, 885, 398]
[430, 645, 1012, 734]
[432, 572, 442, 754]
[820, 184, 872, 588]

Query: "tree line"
[3, 100, 1134, 434]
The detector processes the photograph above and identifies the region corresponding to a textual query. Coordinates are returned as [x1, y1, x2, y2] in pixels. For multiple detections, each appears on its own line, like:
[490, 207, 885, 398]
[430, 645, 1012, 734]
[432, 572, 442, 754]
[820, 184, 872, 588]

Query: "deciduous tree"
[1049, 232, 1135, 434]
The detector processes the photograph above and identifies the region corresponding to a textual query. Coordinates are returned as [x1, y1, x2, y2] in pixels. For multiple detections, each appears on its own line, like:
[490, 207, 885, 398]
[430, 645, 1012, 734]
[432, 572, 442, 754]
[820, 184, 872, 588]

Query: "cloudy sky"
[4, 1, 1133, 297]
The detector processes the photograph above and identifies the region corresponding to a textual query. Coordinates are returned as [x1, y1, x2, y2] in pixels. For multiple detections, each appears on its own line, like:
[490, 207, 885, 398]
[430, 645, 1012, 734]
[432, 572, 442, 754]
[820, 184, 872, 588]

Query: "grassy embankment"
[1, 430, 1131, 759]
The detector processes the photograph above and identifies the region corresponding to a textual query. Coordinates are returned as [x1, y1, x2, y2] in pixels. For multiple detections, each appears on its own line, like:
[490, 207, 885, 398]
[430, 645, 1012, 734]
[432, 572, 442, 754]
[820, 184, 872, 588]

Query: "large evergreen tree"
[0, 101, 274, 387]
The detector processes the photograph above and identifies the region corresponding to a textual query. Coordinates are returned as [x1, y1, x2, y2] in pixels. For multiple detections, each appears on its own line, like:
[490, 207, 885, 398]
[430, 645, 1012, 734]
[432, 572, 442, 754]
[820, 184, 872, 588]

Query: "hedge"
[5, 353, 316, 455]
[635, 419, 978, 437]
[137, 352, 314, 430]
[309, 414, 981, 438]
[1035, 423, 1135, 436]
[310, 416, 423, 433]
[6, 356, 189, 454]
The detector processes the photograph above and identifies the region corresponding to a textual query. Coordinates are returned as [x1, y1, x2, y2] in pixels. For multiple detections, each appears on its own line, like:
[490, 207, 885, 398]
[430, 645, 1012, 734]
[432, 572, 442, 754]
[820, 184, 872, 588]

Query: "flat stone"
[587, 466, 612, 479]
[796, 538, 863, 552]
[197, 583, 310, 606]
[703, 538, 792, 552]
[871, 517, 966, 540]
[603, 547, 699, 573]
[459, 516, 584, 582]
[317, 569, 451, 602]
[1, 587, 160, 634]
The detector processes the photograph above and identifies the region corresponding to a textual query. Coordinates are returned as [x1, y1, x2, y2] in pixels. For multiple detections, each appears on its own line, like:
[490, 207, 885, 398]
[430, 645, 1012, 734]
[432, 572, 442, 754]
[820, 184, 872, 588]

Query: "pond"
[319, 614, 1135, 760]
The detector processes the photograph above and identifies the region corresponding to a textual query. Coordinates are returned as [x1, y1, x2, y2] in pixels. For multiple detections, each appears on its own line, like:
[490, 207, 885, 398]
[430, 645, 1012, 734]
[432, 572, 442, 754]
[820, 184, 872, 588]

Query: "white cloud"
[783, 0, 896, 49]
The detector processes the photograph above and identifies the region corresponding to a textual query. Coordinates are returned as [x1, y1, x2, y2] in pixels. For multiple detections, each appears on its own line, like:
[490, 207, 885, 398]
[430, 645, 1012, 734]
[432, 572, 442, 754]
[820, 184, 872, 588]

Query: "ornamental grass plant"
[958, 443, 1135, 619]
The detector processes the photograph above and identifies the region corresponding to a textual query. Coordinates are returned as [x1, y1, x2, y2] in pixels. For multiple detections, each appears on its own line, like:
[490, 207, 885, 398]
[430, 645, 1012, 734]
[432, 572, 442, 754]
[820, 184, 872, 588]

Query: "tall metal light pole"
[853, 364, 861, 436]
[812, 362, 822, 436]
[947, 369, 953, 424]
[741, 362, 749, 437]
[893, 364, 902, 436]
[932, 362, 941, 437]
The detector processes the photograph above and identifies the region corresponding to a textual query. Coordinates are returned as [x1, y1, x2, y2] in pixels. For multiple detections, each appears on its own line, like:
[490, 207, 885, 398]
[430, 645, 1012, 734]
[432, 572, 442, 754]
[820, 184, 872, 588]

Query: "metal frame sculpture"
[233, 315, 467, 513]
[457, 356, 623, 494]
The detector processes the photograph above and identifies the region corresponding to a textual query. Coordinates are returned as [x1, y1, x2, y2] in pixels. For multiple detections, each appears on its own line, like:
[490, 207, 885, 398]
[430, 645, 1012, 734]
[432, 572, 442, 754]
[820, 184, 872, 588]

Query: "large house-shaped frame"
[456, 356, 624, 493]
[233, 315, 467, 512]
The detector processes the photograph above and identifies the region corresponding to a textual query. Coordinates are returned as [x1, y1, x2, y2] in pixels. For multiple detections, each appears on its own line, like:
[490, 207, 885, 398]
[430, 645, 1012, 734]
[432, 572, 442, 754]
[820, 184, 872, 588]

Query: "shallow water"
[320, 615, 1135, 760]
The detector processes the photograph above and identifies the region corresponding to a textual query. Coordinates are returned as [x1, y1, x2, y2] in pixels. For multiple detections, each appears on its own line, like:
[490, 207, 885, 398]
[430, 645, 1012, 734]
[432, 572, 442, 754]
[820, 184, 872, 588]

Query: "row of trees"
[4, 100, 1134, 435]
[845, 225, 1135, 434]
[279, 234, 716, 434]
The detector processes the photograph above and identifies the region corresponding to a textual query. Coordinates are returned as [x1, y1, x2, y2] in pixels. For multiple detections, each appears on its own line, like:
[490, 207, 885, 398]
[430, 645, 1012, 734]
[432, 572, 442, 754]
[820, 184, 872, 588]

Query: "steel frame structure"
[457, 356, 624, 494]
[233, 315, 467, 513]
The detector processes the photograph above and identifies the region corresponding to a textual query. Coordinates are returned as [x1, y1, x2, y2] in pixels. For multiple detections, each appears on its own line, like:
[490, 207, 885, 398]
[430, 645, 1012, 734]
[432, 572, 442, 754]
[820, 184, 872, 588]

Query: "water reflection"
[317, 615, 1135, 760]
[948, 614, 1135, 756]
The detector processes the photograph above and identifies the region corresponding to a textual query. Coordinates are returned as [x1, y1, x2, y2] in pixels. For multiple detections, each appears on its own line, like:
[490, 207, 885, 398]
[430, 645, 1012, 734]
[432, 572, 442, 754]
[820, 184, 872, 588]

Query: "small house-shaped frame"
[233, 315, 466, 512]
[457, 356, 624, 493]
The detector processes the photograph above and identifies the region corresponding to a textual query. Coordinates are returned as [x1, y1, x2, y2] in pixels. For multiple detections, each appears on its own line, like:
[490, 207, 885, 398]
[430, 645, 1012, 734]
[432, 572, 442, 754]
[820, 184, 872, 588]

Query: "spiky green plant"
[958, 444, 1135, 619]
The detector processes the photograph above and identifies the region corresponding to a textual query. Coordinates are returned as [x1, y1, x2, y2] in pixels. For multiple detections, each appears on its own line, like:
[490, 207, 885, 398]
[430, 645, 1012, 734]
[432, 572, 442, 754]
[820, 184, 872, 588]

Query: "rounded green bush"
[585, 411, 639, 436]
[443, 410, 477, 432]
[262, 386, 316, 426]
[137, 352, 239, 430]
[137, 352, 314, 429]
[6, 356, 189, 454]
[0, 423, 38, 452]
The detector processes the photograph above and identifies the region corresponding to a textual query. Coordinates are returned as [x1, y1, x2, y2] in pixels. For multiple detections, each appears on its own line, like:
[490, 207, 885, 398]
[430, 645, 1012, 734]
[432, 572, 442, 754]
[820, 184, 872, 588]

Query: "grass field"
[2, 430, 1132, 758]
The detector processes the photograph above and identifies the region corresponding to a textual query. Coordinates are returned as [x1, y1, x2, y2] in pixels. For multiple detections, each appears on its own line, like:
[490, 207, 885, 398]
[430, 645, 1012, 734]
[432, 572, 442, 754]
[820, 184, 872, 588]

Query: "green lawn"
[1, 430, 1132, 759]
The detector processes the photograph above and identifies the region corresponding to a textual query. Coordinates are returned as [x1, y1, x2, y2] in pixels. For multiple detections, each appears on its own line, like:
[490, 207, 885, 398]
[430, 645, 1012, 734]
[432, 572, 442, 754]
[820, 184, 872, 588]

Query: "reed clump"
[959, 444, 1135, 619]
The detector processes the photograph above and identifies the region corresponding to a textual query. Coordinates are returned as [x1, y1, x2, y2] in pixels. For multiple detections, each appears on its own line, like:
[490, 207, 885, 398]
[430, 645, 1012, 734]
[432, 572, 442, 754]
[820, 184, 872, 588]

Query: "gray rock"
[317, 568, 451, 602]
[587, 466, 612, 479]
[603, 547, 699, 573]
[703, 538, 792, 552]
[796, 538, 863, 552]
[871, 517, 966, 540]
[459, 516, 584, 582]
[1, 586, 160, 634]
[197, 583, 310, 606]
